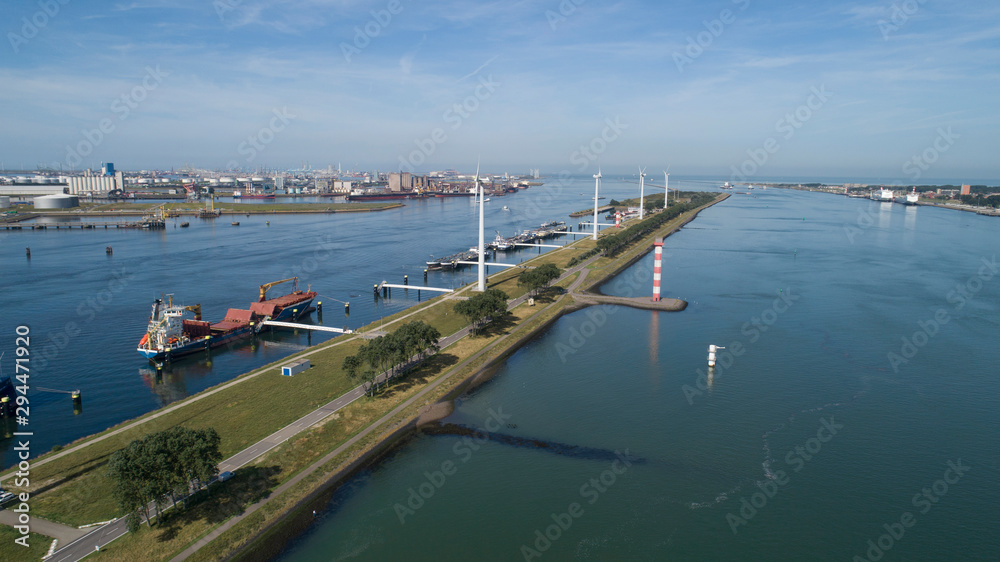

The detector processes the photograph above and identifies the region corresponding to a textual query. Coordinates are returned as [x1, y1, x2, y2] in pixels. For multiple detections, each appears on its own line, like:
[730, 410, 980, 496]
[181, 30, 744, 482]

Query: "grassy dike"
[0, 193, 726, 561]
[0, 526, 50, 561]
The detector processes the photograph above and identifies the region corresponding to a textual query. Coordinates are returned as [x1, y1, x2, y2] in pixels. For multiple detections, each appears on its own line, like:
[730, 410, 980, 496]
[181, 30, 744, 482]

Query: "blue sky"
[2, 0, 998, 180]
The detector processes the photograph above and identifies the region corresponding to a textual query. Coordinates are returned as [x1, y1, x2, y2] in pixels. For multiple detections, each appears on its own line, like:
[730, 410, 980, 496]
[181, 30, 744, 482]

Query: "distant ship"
[905, 188, 919, 205]
[137, 278, 316, 362]
[875, 188, 894, 202]
[233, 190, 275, 199]
[432, 191, 475, 198]
[346, 191, 417, 201]
[720, 182, 734, 189]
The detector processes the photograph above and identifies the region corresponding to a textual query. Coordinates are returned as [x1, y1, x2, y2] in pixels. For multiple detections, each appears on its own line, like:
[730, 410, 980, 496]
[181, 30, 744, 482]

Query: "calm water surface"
[276, 189, 1000, 560]
[0, 176, 663, 468]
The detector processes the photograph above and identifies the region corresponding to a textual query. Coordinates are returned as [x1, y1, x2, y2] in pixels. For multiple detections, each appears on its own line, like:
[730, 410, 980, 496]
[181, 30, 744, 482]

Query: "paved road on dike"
[47, 259, 594, 562]
[42, 197, 721, 561]
[169, 264, 595, 562]
[0, 509, 89, 544]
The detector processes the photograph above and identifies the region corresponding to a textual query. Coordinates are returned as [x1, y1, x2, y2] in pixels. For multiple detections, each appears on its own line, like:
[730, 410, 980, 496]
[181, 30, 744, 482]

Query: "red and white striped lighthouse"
[652, 237, 663, 301]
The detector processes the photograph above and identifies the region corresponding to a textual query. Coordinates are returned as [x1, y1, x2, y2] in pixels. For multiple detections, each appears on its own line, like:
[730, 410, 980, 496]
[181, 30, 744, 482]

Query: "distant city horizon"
[2, 166, 998, 188]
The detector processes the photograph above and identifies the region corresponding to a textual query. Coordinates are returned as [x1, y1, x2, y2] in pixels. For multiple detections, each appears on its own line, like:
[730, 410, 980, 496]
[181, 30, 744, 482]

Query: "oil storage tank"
[0, 196, 9, 208]
[33, 194, 79, 209]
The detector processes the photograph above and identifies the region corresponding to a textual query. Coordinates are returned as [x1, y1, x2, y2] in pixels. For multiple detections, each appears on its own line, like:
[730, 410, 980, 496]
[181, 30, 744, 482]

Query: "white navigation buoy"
[708, 344, 726, 368]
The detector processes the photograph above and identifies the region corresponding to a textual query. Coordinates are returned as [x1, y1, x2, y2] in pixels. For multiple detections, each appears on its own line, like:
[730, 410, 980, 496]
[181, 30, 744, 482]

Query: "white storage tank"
[33, 194, 79, 209]
[0, 196, 10, 208]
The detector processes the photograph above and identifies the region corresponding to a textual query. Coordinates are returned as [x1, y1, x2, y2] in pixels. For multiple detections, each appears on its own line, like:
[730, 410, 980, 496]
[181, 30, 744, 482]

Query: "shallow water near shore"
[275, 189, 1000, 560]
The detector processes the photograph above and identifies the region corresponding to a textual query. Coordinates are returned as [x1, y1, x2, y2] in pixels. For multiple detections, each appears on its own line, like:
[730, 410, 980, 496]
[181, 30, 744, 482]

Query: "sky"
[1, 0, 999, 181]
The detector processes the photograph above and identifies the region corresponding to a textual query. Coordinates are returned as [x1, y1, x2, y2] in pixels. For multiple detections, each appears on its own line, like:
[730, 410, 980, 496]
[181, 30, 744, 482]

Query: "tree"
[454, 288, 509, 333]
[343, 321, 441, 396]
[107, 441, 153, 532]
[107, 426, 223, 531]
[517, 263, 562, 296]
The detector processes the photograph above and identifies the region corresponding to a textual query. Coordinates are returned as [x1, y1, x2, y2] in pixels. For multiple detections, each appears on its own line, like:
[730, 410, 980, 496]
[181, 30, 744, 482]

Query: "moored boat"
[136, 278, 316, 362]
[233, 190, 275, 199]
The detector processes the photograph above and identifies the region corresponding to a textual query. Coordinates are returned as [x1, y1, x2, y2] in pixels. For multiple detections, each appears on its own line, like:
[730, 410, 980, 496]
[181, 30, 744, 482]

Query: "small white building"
[281, 359, 310, 377]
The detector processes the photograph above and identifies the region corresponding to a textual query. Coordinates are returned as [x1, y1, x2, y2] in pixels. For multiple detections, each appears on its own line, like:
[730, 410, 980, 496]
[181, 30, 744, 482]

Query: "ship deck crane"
[259, 277, 302, 301]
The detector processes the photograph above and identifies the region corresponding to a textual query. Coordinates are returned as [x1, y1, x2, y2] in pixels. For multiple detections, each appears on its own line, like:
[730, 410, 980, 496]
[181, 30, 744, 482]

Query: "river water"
[0, 175, 665, 468]
[274, 188, 1000, 560]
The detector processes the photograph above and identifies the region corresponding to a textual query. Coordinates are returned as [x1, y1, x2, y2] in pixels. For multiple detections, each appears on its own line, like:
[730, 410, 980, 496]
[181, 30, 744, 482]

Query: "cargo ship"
[346, 191, 418, 201]
[137, 278, 316, 361]
[431, 191, 475, 198]
[232, 190, 275, 199]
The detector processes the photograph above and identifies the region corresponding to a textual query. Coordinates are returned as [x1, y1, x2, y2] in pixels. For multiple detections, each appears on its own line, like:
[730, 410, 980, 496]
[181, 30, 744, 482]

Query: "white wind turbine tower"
[638, 167, 647, 219]
[475, 163, 486, 292]
[663, 167, 671, 209]
[592, 167, 602, 241]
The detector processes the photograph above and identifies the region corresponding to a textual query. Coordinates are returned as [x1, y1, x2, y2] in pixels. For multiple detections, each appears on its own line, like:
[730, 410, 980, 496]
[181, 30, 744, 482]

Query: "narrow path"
[169, 258, 597, 562]
[43, 195, 725, 561]
[0, 267, 472, 483]
[0, 510, 87, 544]
[46, 259, 595, 562]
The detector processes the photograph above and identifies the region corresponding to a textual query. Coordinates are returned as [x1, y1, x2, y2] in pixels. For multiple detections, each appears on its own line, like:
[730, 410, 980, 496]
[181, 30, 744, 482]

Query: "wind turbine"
[476, 162, 486, 292]
[638, 166, 647, 219]
[663, 167, 671, 209]
[592, 167, 602, 241]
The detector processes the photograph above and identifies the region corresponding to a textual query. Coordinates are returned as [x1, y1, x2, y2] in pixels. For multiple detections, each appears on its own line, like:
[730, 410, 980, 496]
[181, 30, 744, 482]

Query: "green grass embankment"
[0, 527, 51, 562]
[8, 227, 582, 528]
[8, 193, 726, 560]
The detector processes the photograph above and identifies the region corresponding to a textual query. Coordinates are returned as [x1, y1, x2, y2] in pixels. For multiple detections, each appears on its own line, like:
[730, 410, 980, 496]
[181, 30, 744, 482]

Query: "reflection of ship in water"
[140, 339, 262, 405]
[138, 325, 322, 406]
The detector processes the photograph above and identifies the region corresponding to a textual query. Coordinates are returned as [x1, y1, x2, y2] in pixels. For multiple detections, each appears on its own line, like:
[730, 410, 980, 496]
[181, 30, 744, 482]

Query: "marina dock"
[2, 220, 165, 230]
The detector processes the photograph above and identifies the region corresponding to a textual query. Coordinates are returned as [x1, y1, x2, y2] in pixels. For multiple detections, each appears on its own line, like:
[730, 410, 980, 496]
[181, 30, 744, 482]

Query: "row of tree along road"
[103, 244, 569, 536]
[106, 426, 222, 532]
